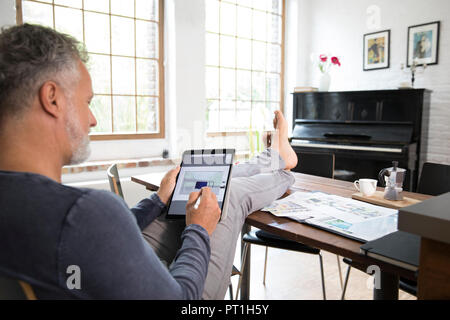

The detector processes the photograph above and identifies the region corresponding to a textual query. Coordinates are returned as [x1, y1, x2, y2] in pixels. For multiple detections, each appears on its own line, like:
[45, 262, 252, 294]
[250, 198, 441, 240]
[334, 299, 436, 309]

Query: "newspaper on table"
[261, 191, 398, 242]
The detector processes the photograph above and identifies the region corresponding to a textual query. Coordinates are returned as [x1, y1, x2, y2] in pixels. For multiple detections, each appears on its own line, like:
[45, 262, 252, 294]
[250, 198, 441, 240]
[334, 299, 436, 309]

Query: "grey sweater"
[0, 170, 210, 299]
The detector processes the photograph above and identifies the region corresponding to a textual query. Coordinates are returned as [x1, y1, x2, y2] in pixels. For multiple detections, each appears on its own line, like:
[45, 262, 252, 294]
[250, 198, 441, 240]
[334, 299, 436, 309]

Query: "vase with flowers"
[314, 54, 341, 91]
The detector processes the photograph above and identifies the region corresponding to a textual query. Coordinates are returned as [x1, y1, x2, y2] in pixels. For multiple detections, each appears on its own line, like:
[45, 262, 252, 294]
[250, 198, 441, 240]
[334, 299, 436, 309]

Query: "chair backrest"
[292, 151, 335, 178]
[0, 276, 37, 300]
[417, 162, 450, 196]
[107, 164, 124, 199]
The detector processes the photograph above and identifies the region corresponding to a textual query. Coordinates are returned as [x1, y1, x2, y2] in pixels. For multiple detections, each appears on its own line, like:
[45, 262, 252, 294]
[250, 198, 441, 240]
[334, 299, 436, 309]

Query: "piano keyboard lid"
[292, 122, 413, 145]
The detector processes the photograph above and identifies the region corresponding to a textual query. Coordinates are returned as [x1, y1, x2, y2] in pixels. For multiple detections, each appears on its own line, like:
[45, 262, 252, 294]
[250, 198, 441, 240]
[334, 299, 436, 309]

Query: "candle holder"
[400, 59, 427, 88]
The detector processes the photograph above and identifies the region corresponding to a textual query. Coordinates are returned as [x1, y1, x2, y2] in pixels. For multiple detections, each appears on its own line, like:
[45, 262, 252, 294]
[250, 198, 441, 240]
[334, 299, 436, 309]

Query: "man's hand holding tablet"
[185, 187, 221, 236]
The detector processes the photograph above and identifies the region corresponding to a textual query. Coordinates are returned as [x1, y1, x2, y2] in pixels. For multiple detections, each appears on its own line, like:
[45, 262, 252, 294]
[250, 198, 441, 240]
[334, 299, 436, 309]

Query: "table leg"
[240, 223, 251, 300]
[373, 271, 399, 300]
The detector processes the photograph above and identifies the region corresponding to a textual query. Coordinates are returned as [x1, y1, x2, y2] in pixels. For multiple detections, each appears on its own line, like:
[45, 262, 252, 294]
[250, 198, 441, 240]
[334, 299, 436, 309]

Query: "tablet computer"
[165, 149, 235, 220]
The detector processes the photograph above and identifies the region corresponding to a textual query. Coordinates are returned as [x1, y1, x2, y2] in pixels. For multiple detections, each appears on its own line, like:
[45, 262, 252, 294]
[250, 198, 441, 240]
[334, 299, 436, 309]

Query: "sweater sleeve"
[130, 192, 167, 230]
[57, 189, 210, 299]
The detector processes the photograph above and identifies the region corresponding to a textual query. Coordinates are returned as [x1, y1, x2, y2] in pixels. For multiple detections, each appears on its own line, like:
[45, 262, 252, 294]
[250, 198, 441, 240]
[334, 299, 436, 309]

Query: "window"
[17, 0, 165, 140]
[205, 0, 284, 134]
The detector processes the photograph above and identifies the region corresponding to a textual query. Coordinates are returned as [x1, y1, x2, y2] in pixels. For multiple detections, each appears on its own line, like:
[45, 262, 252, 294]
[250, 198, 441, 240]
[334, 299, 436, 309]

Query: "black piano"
[291, 89, 431, 191]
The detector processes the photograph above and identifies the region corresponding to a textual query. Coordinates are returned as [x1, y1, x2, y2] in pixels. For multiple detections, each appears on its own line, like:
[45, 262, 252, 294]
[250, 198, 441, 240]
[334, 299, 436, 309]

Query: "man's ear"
[38, 81, 64, 118]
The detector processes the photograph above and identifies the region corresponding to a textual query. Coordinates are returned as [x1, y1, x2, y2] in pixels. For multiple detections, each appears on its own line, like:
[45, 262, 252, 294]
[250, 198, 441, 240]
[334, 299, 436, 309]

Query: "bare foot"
[271, 110, 298, 170]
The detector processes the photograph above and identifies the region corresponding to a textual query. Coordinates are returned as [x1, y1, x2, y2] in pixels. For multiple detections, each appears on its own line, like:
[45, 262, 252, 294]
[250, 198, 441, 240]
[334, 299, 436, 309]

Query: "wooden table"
[131, 171, 432, 300]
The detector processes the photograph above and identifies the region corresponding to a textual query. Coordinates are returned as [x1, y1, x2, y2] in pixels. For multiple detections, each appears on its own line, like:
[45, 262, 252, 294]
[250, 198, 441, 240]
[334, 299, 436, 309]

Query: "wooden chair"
[107, 164, 124, 199]
[237, 151, 338, 300]
[0, 276, 37, 300]
[340, 162, 450, 299]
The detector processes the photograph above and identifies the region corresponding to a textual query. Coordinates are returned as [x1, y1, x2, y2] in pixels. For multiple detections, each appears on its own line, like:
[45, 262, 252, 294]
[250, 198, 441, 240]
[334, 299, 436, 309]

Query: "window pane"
[136, 20, 158, 59]
[239, 0, 253, 8]
[137, 97, 158, 132]
[136, 59, 158, 96]
[205, 0, 283, 133]
[111, 16, 135, 56]
[54, 0, 82, 9]
[136, 0, 158, 21]
[90, 95, 112, 133]
[237, 38, 251, 69]
[252, 71, 265, 101]
[220, 2, 236, 36]
[236, 102, 251, 130]
[207, 100, 220, 131]
[252, 41, 266, 71]
[268, 102, 280, 118]
[266, 73, 280, 102]
[221, 100, 237, 131]
[205, 0, 220, 33]
[84, 0, 109, 13]
[267, 44, 281, 73]
[220, 35, 235, 68]
[236, 70, 251, 101]
[252, 10, 267, 42]
[88, 54, 111, 94]
[205, 67, 219, 99]
[268, 0, 282, 15]
[206, 33, 219, 66]
[268, 13, 282, 44]
[23, 1, 53, 27]
[220, 68, 235, 100]
[112, 57, 135, 95]
[54, 6, 83, 41]
[84, 12, 110, 54]
[110, 0, 134, 18]
[251, 102, 266, 128]
[252, 0, 267, 11]
[113, 96, 136, 132]
[21, 0, 162, 138]
[236, 6, 252, 39]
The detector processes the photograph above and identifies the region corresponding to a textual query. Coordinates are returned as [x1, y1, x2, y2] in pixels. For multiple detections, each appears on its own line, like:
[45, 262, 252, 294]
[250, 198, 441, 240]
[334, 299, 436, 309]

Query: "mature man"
[0, 24, 297, 299]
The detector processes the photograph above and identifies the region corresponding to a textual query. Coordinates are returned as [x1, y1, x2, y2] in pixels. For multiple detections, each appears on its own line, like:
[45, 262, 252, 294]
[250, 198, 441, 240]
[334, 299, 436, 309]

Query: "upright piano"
[290, 89, 431, 191]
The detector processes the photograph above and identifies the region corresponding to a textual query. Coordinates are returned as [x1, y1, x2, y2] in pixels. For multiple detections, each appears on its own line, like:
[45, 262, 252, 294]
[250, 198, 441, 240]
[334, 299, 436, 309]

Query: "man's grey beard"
[68, 133, 91, 165]
[65, 104, 91, 165]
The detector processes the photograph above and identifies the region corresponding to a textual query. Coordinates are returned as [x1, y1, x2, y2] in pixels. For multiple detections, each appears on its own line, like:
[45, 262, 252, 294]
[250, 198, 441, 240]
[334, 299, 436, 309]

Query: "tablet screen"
[167, 150, 234, 217]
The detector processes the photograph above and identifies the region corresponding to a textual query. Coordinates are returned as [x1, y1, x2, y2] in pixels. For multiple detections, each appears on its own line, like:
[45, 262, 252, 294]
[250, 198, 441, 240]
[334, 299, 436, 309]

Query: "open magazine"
[262, 191, 398, 243]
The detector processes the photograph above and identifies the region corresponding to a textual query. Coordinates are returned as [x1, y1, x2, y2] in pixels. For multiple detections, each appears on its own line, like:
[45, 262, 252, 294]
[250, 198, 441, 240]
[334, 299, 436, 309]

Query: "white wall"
[293, 0, 450, 165]
[0, 0, 15, 26]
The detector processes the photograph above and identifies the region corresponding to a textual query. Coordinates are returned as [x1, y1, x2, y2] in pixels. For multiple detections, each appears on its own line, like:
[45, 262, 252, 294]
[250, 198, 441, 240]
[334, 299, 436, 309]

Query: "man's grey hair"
[0, 23, 88, 122]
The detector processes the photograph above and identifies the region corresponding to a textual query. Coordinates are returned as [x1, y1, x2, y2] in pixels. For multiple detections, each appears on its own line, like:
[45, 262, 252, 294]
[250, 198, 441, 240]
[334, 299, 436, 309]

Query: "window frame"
[205, 0, 286, 136]
[16, 0, 165, 141]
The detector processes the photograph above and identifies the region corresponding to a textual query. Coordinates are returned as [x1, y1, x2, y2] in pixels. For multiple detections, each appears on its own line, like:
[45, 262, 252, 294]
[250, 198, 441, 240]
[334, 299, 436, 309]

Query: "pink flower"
[331, 56, 341, 66]
[319, 54, 327, 62]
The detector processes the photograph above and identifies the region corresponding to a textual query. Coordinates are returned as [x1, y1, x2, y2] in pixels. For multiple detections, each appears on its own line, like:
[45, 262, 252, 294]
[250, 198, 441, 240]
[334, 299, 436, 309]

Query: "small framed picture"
[363, 30, 390, 71]
[407, 21, 440, 67]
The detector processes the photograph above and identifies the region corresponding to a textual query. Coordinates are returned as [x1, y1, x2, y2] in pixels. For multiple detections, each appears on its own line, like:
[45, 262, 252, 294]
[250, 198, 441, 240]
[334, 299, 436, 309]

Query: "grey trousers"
[142, 148, 295, 299]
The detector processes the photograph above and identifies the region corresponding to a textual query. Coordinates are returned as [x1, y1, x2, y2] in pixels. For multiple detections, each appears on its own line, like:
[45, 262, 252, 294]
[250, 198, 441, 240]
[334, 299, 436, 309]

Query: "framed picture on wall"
[407, 21, 440, 67]
[363, 30, 390, 71]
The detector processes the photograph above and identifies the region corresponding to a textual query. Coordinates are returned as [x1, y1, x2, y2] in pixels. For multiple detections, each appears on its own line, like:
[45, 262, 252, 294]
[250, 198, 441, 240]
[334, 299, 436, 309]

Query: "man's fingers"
[172, 165, 181, 175]
[168, 166, 180, 179]
[187, 190, 201, 205]
[197, 187, 218, 208]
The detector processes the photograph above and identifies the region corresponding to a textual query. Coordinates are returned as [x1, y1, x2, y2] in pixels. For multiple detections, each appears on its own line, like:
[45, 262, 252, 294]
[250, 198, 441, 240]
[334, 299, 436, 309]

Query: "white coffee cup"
[354, 179, 377, 196]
